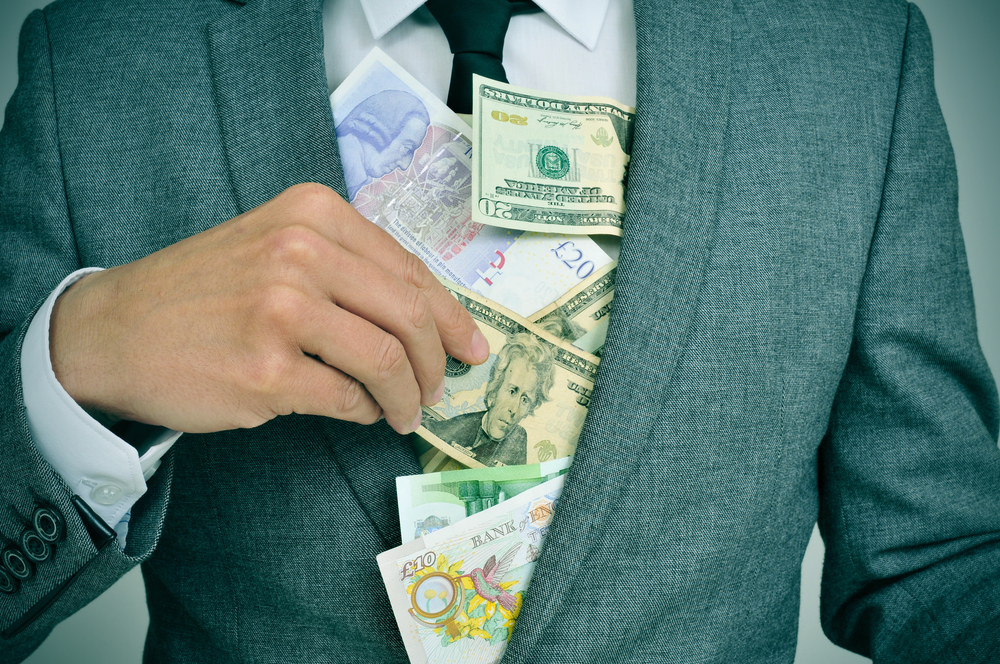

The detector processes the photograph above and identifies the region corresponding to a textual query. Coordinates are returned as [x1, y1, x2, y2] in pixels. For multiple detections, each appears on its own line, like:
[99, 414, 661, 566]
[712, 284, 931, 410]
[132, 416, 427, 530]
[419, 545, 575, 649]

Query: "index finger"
[322, 195, 491, 367]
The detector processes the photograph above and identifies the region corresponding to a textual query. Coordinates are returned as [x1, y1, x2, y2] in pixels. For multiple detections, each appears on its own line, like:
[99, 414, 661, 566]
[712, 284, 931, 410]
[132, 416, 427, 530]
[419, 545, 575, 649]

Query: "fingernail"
[432, 381, 445, 404]
[409, 411, 423, 433]
[471, 329, 490, 363]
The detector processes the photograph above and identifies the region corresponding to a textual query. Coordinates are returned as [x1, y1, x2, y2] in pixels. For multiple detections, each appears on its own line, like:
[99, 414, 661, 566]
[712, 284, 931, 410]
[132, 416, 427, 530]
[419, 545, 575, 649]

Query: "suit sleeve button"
[21, 529, 52, 564]
[91, 484, 124, 506]
[32, 506, 65, 543]
[0, 566, 18, 594]
[2, 547, 34, 581]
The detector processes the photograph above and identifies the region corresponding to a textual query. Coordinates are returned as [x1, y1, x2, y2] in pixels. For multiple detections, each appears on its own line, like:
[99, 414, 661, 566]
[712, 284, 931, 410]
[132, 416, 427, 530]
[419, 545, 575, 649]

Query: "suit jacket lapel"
[207, 0, 348, 212]
[504, 0, 734, 659]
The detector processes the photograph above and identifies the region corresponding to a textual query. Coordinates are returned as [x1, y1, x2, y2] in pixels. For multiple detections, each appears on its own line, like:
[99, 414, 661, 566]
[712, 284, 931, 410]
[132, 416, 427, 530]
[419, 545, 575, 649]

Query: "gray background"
[1, 0, 996, 662]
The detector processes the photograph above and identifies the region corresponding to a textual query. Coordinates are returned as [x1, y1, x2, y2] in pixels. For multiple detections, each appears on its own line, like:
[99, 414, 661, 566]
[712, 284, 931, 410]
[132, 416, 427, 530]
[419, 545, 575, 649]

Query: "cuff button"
[21, 529, 52, 564]
[32, 506, 65, 543]
[2, 547, 34, 581]
[92, 484, 124, 506]
[0, 566, 18, 594]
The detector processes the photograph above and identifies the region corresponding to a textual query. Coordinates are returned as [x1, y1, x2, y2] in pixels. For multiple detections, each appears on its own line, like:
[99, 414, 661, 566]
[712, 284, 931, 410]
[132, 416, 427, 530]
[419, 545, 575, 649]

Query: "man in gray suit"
[1, 0, 998, 663]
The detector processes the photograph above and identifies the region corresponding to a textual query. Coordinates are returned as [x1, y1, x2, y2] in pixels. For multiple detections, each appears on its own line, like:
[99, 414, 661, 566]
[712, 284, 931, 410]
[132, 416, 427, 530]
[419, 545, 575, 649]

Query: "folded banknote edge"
[377, 537, 428, 664]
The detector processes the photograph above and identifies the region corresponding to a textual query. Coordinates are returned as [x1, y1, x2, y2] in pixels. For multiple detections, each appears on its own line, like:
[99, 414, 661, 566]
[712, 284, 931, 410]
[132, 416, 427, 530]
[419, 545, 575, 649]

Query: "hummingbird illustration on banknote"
[458, 543, 522, 611]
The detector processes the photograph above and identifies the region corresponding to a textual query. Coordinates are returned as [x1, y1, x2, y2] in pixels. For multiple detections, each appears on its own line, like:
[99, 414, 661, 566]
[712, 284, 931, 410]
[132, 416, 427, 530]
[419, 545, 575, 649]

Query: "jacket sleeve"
[0, 10, 173, 659]
[818, 4, 1000, 663]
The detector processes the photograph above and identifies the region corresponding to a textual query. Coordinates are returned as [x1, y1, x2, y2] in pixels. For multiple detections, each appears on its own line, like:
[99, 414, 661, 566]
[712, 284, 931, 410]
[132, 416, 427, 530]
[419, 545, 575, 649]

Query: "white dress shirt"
[21, 270, 182, 544]
[20, 0, 635, 545]
[324, 0, 636, 109]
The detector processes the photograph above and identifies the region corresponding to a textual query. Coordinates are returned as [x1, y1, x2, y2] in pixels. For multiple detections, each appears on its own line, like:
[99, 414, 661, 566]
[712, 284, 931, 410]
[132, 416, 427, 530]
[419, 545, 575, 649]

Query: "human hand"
[49, 183, 489, 435]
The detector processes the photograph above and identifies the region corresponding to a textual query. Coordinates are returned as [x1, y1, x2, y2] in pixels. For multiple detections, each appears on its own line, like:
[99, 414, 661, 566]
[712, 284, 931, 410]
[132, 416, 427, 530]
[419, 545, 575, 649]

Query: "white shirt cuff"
[20, 268, 181, 532]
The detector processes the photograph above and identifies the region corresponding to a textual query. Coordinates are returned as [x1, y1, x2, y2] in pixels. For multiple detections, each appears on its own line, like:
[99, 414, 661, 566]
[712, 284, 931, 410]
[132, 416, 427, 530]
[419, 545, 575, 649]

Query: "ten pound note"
[378, 475, 566, 664]
[472, 75, 635, 237]
[416, 281, 599, 470]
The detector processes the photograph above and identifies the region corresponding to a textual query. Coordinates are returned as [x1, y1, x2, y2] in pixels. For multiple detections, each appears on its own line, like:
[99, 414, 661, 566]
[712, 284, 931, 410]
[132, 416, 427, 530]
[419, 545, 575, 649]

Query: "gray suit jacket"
[1, 0, 998, 662]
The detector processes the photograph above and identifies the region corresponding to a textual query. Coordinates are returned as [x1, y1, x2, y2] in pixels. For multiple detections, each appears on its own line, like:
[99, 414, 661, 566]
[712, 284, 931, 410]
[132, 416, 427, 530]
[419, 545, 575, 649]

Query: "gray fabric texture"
[0, 0, 998, 662]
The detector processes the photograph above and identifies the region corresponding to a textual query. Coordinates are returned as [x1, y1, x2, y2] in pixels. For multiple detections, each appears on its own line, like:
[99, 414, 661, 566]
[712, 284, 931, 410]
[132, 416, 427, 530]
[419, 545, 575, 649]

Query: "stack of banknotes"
[330, 49, 634, 663]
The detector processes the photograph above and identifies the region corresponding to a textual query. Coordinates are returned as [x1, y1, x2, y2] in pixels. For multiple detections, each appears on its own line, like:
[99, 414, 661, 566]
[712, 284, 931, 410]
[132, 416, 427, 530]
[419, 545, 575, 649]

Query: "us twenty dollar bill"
[398, 457, 573, 544]
[472, 75, 634, 236]
[529, 261, 616, 357]
[378, 474, 565, 664]
[416, 282, 599, 469]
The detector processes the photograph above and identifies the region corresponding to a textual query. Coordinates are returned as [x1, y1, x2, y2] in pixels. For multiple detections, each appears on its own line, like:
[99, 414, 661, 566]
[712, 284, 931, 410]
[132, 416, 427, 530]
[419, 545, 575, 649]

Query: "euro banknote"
[377, 474, 565, 664]
[471, 75, 634, 236]
[528, 262, 616, 357]
[330, 49, 611, 317]
[416, 281, 599, 469]
[397, 457, 573, 544]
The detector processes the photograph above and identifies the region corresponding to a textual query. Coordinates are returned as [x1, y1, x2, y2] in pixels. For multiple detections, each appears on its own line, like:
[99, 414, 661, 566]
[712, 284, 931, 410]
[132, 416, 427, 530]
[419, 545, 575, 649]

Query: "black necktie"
[425, 0, 540, 114]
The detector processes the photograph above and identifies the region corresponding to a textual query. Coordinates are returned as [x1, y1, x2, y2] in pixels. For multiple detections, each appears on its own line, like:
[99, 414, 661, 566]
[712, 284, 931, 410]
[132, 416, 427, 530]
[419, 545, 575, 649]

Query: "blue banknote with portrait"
[332, 49, 520, 291]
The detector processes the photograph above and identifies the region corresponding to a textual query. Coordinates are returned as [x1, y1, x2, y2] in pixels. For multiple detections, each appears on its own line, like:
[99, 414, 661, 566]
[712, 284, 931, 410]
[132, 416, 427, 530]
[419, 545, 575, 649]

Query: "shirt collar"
[359, 0, 611, 51]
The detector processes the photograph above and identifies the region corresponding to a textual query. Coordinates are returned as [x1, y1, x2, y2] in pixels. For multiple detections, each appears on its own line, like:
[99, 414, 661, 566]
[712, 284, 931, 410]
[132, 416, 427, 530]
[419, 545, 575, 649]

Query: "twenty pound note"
[331, 48, 515, 290]
[331, 49, 611, 317]
[378, 475, 566, 664]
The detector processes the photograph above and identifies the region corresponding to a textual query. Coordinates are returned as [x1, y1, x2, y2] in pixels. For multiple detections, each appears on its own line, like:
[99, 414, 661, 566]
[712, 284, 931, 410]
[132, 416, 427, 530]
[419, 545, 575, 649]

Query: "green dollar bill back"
[472, 75, 634, 236]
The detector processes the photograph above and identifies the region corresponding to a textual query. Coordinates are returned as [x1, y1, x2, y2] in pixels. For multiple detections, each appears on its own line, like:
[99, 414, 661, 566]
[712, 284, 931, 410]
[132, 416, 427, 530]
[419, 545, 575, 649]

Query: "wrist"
[49, 270, 129, 422]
